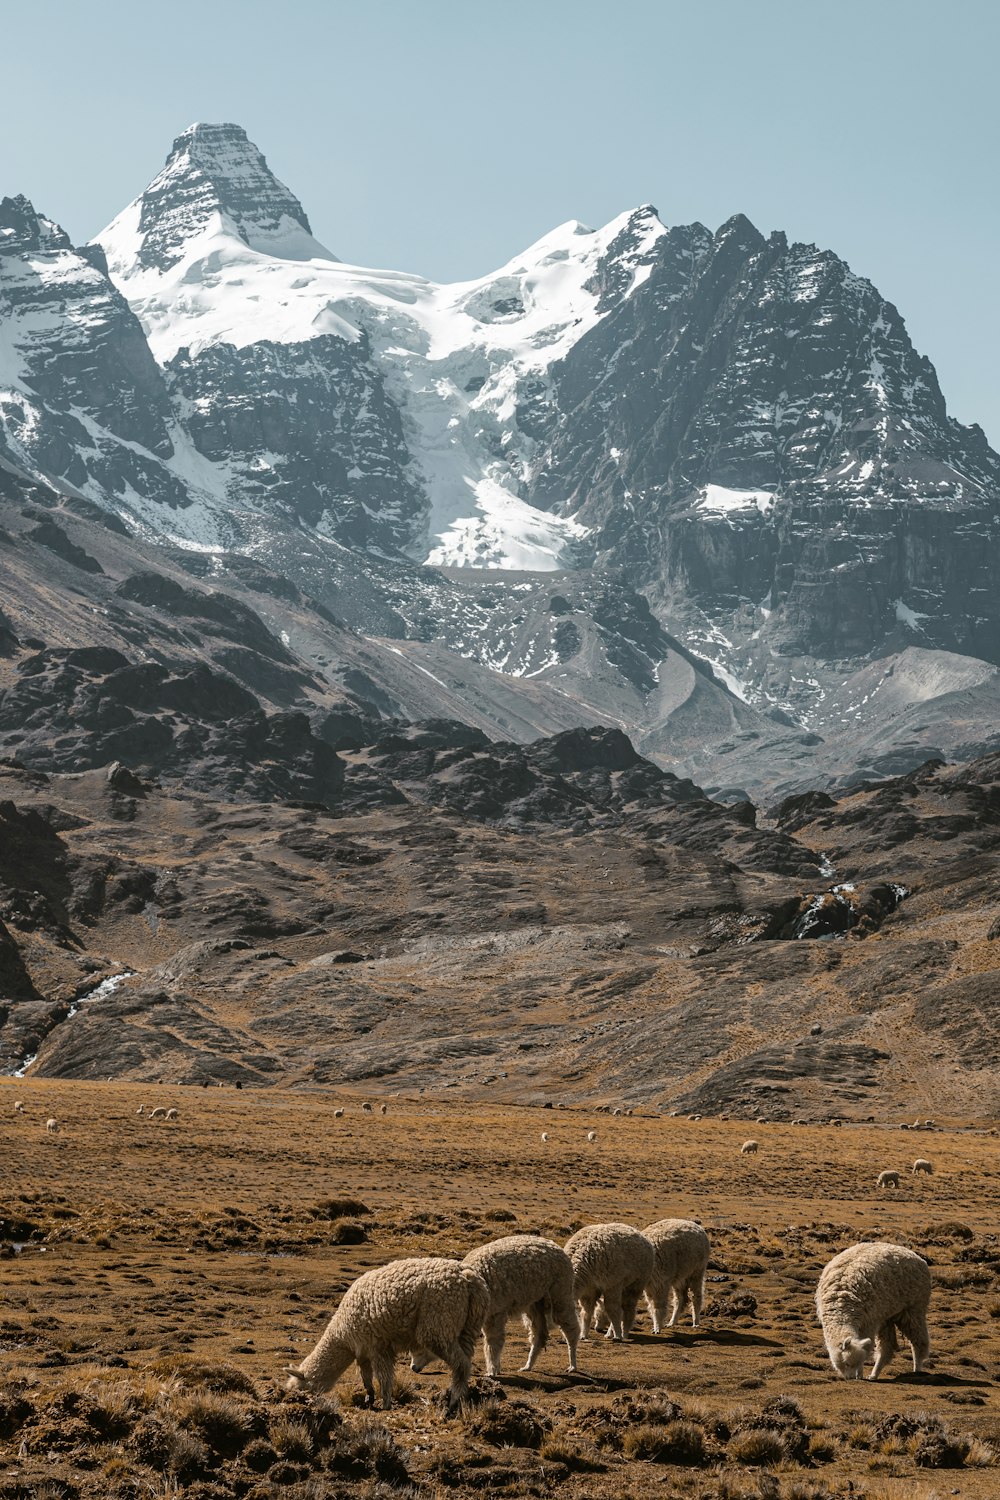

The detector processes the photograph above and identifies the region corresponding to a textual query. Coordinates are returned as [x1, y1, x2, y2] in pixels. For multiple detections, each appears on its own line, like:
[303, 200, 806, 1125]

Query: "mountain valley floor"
[3, 1082, 1000, 1498]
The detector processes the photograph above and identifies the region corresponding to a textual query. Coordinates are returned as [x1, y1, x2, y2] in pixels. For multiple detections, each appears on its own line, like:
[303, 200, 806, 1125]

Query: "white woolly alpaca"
[741, 1139, 758, 1155]
[876, 1170, 900, 1189]
[912, 1158, 933, 1175]
[541, 1132, 549, 1142]
[136, 1105, 145, 1116]
[816, 1241, 931, 1380]
[642, 1219, 710, 1331]
[286, 1257, 489, 1411]
[14, 1101, 24, 1114]
[459, 1234, 580, 1375]
[148, 1106, 167, 1119]
[564, 1223, 654, 1342]
[379, 1103, 387, 1115]
[333, 1108, 344, 1118]
[45, 1118, 58, 1133]
[361, 1102, 373, 1114]
[586, 1130, 597, 1143]
[165, 1108, 179, 1121]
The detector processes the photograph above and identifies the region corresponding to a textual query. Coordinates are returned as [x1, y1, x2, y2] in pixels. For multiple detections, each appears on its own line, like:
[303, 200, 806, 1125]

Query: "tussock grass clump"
[464, 1396, 550, 1450]
[727, 1426, 787, 1466]
[326, 1415, 410, 1485]
[147, 1355, 258, 1396]
[730, 1395, 810, 1464]
[538, 1436, 607, 1472]
[176, 1386, 263, 1456]
[311, 1197, 371, 1220]
[622, 1418, 708, 1465]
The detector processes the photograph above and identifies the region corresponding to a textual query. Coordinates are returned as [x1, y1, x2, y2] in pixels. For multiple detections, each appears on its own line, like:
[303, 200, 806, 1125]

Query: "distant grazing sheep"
[286, 1257, 489, 1411]
[642, 1219, 710, 1331]
[741, 1139, 758, 1155]
[587, 1130, 597, 1143]
[565, 1223, 654, 1342]
[165, 1108, 179, 1121]
[45, 1118, 58, 1133]
[816, 1241, 931, 1380]
[149, 1107, 168, 1119]
[455, 1234, 579, 1374]
[876, 1170, 900, 1189]
[912, 1158, 933, 1175]
[361, 1102, 373, 1114]
[333, 1108, 345, 1119]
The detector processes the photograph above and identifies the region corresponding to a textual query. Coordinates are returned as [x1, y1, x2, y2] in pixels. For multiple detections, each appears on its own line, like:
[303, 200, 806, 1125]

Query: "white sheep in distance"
[642, 1219, 710, 1331]
[876, 1170, 901, 1189]
[461, 1234, 580, 1375]
[912, 1158, 933, 1175]
[741, 1139, 758, 1155]
[816, 1241, 931, 1380]
[45, 1118, 58, 1133]
[286, 1257, 489, 1411]
[564, 1223, 654, 1342]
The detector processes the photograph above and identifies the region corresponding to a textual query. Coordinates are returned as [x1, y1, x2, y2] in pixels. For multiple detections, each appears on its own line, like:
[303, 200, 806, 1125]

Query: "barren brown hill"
[1, 742, 998, 1119]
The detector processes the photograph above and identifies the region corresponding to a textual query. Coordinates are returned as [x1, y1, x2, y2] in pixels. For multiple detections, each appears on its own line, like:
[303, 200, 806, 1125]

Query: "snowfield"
[95, 126, 666, 570]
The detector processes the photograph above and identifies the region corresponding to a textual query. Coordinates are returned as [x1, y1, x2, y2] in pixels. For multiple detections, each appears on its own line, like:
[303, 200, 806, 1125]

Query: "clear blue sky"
[3, 0, 998, 443]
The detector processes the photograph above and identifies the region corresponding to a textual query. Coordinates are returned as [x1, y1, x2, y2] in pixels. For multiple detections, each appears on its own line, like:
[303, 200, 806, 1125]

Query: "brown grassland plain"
[3, 1080, 1000, 1498]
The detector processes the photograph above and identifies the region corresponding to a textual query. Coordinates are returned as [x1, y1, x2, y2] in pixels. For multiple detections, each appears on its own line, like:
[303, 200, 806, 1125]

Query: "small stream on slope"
[12, 968, 137, 1077]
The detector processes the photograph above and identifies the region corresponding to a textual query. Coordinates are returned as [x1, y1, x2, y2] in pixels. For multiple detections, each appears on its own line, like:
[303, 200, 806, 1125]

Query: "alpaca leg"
[897, 1308, 930, 1372]
[357, 1356, 376, 1406]
[521, 1302, 549, 1372]
[483, 1313, 507, 1377]
[444, 1341, 472, 1412]
[666, 1284, 681, 1328]
[688, 1273, 705, 1328]
[868, 1323, 897, 1381]
[577, 1295, 597, 1341]
[621, 1282, 642, 1337]
[602, 1288, 625, 1341]
[372, 1351, 395, 1409]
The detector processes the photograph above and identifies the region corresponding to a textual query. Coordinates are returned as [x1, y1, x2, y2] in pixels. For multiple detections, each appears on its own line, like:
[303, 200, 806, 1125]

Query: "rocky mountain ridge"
[2, 124, 999, 796]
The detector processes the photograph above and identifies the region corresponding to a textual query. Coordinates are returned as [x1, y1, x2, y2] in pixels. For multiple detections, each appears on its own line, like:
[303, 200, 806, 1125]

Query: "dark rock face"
[131, 122, 326, 272]
[164, 333, 424, 545]
[0, 649, 344, 806]
[0, 198, 186, 507]
[528, 215, 1000, 671]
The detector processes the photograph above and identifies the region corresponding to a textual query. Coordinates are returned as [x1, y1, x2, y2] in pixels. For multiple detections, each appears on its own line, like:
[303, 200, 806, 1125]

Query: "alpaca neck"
[300, 1324, 354, 1390]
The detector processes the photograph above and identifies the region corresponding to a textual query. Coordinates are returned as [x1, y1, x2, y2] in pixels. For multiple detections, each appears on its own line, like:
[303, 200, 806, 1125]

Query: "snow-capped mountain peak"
[100, 122, 337, 284]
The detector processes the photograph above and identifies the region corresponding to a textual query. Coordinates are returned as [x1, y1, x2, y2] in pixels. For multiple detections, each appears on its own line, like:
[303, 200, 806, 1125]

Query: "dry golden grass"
[3, 1078, 1000, 1496]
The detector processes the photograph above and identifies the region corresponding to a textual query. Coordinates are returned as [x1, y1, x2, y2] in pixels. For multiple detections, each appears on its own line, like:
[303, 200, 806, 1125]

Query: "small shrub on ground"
[727, 1427, 787, 1466]
[464, 1397, 550, 1450]
[622, 1419, 708, 1465]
